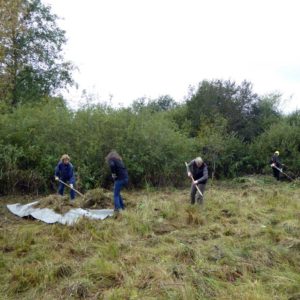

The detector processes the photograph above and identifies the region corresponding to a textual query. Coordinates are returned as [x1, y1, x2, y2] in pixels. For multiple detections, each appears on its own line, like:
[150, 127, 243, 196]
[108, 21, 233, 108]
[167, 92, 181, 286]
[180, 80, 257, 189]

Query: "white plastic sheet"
[7, 201, 114, 225]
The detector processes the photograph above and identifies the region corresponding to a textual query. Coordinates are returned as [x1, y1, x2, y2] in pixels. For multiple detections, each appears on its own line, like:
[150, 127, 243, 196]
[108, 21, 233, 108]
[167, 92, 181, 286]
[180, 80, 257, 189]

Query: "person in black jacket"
[186, 157, 208, 205]
[270, 150, 282, 181]
[106, 150, 129, 212]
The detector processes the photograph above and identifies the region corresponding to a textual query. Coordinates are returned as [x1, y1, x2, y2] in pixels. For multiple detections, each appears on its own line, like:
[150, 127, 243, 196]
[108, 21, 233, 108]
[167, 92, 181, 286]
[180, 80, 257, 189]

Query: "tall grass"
[0, 176, 300, 299]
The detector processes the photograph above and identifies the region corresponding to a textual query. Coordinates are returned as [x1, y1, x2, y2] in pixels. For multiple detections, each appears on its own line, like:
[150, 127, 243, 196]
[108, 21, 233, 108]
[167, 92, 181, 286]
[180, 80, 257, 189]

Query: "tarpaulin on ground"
[7, 201, 114, 225]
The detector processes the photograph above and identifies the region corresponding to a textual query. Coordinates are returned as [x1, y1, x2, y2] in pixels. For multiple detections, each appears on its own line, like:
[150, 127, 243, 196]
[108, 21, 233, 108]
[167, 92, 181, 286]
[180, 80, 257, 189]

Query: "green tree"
[186, 79, 259, 140]
[0, 0, 74, 106]
[250, 118, 300, 176]
[197, 115, 246, 178]
[246, 93, 281, 137]
[131, 95, 177, 113]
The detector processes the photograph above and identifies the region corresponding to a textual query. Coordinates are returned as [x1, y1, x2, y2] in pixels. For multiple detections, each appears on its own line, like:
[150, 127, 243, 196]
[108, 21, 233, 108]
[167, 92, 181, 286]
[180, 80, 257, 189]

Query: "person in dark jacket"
[186, 156, 208, 205]
[106, 150, 129, 212]
[270, 150, 282, 181]
[55, 154, 76, 200]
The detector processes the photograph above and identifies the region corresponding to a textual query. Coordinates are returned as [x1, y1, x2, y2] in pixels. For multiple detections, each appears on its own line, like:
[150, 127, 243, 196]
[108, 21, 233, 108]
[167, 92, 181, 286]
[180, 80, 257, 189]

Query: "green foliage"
[131, 95, 177, 113]
[0, 75, 299, 193]
[121, 110, 196, 186]
[0, 99, 196, 193]
[197, 116, 247, 178]
[0, 0, 74, 106]
[250, 118, 300, 176]
[186, 79, 265, 141]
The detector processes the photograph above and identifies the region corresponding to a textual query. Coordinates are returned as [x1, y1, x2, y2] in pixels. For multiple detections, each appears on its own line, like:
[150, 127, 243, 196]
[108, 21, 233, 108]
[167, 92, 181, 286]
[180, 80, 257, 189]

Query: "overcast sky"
[44, 0, 300, 112]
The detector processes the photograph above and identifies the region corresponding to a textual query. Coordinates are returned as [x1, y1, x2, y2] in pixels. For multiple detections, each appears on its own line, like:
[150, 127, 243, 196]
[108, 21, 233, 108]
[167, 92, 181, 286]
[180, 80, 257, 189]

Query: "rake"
[272, 165, 294, 181]
[58, 179, 84, 197]
[185, 162, 203, 196]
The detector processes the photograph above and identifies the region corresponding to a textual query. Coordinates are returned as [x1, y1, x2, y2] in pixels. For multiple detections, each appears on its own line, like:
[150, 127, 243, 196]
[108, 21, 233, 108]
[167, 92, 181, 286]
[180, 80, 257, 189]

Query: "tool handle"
[185, 162, 203, 196]
[58, 179, 84, 197]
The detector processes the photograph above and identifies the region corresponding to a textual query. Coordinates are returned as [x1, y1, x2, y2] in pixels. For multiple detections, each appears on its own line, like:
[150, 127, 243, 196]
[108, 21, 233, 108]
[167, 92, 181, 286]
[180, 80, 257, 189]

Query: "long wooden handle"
[58, 179, 84, 197]
[185, 162, 203, 196]
[272, 165, 293, 181]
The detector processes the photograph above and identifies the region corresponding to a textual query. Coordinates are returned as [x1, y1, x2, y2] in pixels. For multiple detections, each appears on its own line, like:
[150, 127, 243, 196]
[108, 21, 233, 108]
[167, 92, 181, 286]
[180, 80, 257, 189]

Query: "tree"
[246, 93, 281, 137]
[197, 115, 246, 178]
[186, 79, 259, 140]
[250, 119, 300, 176]
[0, 0, 74, 106]
[131, 95, 177, 113]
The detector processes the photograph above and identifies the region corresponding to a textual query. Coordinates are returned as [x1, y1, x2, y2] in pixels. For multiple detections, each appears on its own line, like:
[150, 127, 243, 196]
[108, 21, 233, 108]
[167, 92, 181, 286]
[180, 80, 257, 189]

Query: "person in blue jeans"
[106, 150, 129, 212]
[54, 154, 76, 200]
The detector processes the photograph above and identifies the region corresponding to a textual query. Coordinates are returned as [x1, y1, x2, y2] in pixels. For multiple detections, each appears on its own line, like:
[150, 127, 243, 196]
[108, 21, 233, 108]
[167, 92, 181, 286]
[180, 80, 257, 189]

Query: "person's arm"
[109, 160, 117, 179]
[195, 165, 208, 184]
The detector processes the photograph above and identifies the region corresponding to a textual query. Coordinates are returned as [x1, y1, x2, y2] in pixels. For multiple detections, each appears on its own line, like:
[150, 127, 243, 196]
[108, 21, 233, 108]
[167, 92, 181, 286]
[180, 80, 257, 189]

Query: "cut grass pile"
[0, 176, 300, 299]
[33, 188, 114, 214]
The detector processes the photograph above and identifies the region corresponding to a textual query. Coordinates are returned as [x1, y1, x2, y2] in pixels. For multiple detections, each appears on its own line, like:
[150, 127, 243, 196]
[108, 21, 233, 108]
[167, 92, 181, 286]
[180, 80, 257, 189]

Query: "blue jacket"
[108, 158, 128, 180]
[55, 161, 75, 184]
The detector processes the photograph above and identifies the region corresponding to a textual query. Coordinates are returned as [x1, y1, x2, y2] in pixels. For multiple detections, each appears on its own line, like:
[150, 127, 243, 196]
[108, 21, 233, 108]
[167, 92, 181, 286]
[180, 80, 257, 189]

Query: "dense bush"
[0, 100, 196, 193]
[250, 118, 300, 177]
[0, 81, 299, 194]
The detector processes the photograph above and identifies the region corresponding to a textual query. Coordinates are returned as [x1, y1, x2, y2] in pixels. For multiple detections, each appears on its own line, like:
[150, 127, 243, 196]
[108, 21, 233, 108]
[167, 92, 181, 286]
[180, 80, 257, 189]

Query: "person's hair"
[105, 150, 122, 162]
[195, 157, 203, 164]
[60, 154, 70, 161]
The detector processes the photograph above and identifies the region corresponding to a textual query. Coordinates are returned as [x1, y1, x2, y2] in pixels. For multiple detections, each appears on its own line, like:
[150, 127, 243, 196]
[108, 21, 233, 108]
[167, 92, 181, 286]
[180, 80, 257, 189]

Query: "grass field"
[1, 176, 300, 299]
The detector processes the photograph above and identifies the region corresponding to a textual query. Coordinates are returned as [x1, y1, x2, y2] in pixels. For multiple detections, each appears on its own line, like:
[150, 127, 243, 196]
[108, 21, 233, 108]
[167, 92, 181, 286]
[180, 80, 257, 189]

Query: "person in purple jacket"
[105, 150, 129, 212]
[54, 154, 76, 200]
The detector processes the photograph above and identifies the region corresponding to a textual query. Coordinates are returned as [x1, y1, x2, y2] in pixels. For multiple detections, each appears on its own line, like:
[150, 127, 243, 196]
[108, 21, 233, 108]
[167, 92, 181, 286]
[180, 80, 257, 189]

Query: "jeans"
[114, 178, 128, 210]
[58, 181, 75, 200]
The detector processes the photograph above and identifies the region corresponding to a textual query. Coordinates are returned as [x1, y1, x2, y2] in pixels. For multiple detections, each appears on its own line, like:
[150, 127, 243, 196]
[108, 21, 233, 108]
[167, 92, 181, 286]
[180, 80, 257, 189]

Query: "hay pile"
[80, 188, 113, 209]
[34, 195, 79, 214]
[34, 188, 113, 214]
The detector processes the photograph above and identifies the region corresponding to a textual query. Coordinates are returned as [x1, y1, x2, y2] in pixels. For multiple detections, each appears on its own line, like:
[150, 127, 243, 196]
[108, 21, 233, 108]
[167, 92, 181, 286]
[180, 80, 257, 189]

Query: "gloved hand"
[193, 180, 199, 185]
[55, 176, 59, 181]
[187, 172, 192, 178]
[70, 184, 74, 189]
[112, 174, 117, 180]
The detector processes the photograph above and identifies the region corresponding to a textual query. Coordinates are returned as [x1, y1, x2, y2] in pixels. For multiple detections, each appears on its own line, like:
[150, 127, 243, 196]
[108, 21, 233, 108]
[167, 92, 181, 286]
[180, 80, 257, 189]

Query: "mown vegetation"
[1, 177, 300, 299]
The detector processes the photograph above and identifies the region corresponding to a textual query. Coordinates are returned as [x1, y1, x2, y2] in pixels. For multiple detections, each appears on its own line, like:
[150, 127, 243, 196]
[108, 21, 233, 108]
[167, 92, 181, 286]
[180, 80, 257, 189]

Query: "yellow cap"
[274, 151, 279, 155]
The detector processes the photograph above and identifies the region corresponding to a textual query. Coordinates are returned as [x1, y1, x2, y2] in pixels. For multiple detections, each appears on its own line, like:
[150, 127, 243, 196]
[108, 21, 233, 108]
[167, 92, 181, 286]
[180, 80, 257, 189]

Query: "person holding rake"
[186, 157, 208, 205]
[54, 154, 76, 200]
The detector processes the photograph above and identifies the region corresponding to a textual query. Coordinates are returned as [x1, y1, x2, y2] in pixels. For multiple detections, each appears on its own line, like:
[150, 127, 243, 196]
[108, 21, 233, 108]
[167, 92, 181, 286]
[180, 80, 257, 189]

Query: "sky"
[44, 0, 300, 113]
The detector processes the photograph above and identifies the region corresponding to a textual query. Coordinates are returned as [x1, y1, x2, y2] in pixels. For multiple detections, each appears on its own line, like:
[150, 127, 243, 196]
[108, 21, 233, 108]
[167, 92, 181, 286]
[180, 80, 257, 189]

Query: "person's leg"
[70, 185, 76, 200]
[119, 178, 128, 209]
[58, 182, 65, 196]
[273, 168, 280, 180]
[272, 168, 278, 179]
[197, 184, 206, 205]
[120, 179, 128, 209]
[119, 194, 124, 209]
[190, 184, 197, 204]
[114, 180, 123, 210]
